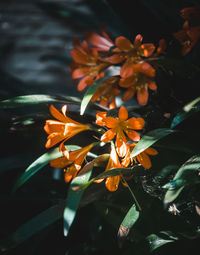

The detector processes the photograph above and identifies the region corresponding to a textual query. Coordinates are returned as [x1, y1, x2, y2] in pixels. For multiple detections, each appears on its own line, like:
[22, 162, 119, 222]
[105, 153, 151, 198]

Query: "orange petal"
[122, 88, 136, 101]
[50, 156, 70, 168]
[137, 88, 149, 105]
[145, 147, 158, 156]
[105, 176, 120, 192]
[85, 31, 113, 51]
[137, 152, 152, 169]
[49, 105, 67, 123]
[71, 49, 89, 65]
[127, 117, 145, 130]
[101, 129, 116, 142]
[140, 62, 155, 77]
[109, 53, 124, 64]
[45, 133, 65, 148]
[148, 81, 157, 90]
[105, 116, 118, 128]
[72, 68, 85, 79]
[126, 130, 140, 142]
[119, 77, 134, 88]
[119, 105, 128, 120]
[77, 76, 94, 91]
[96, 111, 107, 126]
[134, 34, 143, 47]
[44, 120, 65, 134]
[141, 43, 155, 57]
[115, 36, 133, 51]
[120, 62, 135, 78]
[116, 133, 129, 158]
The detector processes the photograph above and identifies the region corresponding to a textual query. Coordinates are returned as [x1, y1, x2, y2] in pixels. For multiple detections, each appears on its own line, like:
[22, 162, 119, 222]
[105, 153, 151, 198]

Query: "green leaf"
[130, 128, 177, 158]
[12, 145, 81, 193]
[0, 94, 81, 109]
[164, 155, 200, 204]
[73, 165, 143, 191]
[63, 159, 96, 236]
[171, 97, 200, 128]
[118, 204, 139, 245]
[146, 231, 177, 252]
[80, 76, 110, 115]
[0, 200, 65, 252]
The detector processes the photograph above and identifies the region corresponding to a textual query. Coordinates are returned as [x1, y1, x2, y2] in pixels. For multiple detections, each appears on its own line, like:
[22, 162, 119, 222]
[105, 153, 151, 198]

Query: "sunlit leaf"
[146, 231, 178, 252]
[80, 76, 110, 115]
[0, 94, 81, 109]
[0, 200, 65, 252]
[130, 128, 177, 158]
[164, 155, 200, 204]
[118, 204, 139, 246]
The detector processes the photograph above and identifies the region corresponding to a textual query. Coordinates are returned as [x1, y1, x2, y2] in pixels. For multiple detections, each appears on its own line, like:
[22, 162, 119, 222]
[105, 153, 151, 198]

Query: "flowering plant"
[0, 3, 200, 254]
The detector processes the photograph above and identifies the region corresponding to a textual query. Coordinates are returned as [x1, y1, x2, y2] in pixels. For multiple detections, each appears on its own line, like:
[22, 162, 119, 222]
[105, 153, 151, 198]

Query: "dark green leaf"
[130, 128, 177, 158]
[164, 155, 200, 204]
[0, 94, 80, 109]
[80, 76, 110, 115]
[0, 200, 65, 252]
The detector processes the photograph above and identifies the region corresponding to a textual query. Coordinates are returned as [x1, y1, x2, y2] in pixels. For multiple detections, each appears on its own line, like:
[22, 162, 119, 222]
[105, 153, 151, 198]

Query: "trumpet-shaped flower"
[96, 105, 145, 157]
[109, 34, 155, 66]
[122, 143, 158, 169]
[91, 76, 120, 109]
[70, 39, 111, 91]
[50, 143, 94, 182]
[119, 62, 157, 105]
[44, 105, 90, 149]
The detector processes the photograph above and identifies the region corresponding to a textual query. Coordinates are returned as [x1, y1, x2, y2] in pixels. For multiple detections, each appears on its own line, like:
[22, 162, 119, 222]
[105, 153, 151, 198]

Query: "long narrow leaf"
[0, 94, 80, 109]
[80, 76, 110, 115]
[130, 128, 177, 158]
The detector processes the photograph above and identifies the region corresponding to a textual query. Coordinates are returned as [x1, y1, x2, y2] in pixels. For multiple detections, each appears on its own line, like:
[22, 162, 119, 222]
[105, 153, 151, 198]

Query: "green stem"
[121, 175, 142, 211]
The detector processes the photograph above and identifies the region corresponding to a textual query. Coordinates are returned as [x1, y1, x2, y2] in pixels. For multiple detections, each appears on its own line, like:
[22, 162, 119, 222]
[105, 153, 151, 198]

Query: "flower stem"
[121, 175, 142, 211]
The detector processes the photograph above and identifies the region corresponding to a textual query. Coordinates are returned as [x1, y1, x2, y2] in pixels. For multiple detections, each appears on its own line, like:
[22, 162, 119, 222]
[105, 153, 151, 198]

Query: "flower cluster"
[44, 104, 158, 191]
[70, 25, 166, 107]
[173, 6, 200, 55]
[43, 6, 200, 192]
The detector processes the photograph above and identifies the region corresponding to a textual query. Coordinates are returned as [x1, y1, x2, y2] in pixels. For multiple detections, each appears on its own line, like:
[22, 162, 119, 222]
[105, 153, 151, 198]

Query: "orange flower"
[96, 105, 145, 157]
[119, 62, 157, 105]
[70, 39, 110, 91]
[91, 76, 120, 109]
[109, 34, 155, 66]
[122, 143, 158, 169]
[173, 21, 200, 56]
[94, 145, 122, 192]
[50, 143, 94, 182]
[44, 105, 90, 149]
[85, 24, 114, 52]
